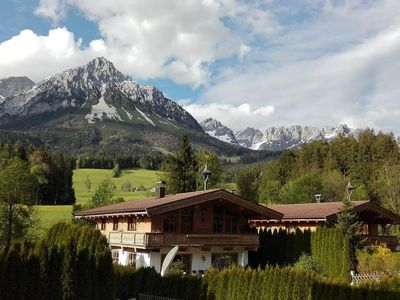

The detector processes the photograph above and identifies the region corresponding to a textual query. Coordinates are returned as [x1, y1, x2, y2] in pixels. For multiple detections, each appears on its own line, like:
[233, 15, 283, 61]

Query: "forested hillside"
[253, 130, 400, 214]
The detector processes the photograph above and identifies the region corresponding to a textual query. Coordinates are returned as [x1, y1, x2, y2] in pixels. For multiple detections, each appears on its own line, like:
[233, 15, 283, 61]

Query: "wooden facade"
[74, 189, 282, 272]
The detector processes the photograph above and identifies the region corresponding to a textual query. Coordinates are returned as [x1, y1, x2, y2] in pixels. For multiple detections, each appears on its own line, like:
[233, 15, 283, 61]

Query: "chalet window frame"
[163, 212, 177, 233]
[112, 250, 119, 264]
[113, 218, 119, 231]
[100, 219, 106, 230]
[127, 217, 137, 231]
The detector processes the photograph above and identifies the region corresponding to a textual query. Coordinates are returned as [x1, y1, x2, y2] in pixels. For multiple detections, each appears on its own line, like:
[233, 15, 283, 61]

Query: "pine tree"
[163, 134, 198, 193]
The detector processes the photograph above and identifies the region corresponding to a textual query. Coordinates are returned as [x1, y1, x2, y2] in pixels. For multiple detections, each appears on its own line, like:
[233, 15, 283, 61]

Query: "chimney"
[315, 194, 322, 203]
[156, 181, 166, 198]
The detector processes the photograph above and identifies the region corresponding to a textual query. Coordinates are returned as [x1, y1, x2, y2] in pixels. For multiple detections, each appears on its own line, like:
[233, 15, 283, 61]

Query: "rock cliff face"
[201, 118, 358, 151]
[0, 57, 201, 131]
[0, 76, 35, 100]
[238, 124, 357, 151]
[0, 57, 242, 156]
[200, 118, 239, 145]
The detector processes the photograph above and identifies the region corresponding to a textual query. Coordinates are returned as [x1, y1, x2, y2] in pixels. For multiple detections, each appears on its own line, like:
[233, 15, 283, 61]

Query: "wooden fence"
[351, 271, 400, 285]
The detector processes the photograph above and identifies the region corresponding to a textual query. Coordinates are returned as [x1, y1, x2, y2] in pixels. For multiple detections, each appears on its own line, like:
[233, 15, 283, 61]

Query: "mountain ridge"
[200, 118, 359, 151]
[0, 57, 243, 157]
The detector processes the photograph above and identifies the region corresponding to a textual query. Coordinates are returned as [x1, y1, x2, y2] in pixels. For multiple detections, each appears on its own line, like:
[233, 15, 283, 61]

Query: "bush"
[357, 246, 400, 273]
[293, 253, 323, 275]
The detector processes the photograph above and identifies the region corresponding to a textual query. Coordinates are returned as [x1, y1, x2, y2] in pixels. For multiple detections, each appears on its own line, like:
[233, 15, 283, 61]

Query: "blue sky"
[1, 0, 400, 133]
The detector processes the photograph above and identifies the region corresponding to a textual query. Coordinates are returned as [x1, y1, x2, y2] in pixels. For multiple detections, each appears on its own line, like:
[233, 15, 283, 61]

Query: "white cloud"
[0, 28, 96, 81]
[184, 102, 274, 131]
[30, 0, 257, 87]
[200, 24, 400, 134]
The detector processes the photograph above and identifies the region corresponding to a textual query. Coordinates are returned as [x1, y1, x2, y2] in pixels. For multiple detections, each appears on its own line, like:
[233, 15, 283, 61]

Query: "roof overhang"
[74, 209, 148, 219]
[147, 190, 283, 220]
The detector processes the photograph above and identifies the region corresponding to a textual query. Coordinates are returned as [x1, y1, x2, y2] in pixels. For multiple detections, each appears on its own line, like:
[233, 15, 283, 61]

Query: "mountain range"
[200, 118, 359, 152]
[0, 57, 243, 157]
[0, 57, 363, 158]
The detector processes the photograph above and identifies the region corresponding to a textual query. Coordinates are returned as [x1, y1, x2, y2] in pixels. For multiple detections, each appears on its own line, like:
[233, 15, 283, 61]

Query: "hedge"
[253, 227, 351, 281]
[0, 223, 114, 300]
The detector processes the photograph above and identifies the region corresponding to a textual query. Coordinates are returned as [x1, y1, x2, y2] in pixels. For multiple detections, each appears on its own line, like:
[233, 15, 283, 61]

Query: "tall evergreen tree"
[0, 158, 36, 248]
[164, 134, 198, 193]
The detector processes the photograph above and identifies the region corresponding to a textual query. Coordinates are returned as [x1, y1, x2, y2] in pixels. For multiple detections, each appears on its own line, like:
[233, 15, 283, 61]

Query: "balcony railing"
[361, 235, 398, 250]
[108, 232, 259, 248]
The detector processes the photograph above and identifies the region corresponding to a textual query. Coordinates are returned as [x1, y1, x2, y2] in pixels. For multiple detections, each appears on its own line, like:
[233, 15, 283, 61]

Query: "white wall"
[135, 252, 151, 269]
[192, 251, 211, 272]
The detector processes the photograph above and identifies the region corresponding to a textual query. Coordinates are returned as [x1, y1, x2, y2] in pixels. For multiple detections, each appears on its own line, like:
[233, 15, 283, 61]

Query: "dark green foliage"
[0, 157, 36, 248]
[0, 223, 113, 300]
[250, 228, 311, 267]
[114, 266, 204, 300]
[163, 134, 198, 193]
[258, 130, 400, 209]
[337, 197, 363, 271]
[89, 177, 119, 208]
[236, 165, 262, 202]
[311, 227, 351, 281]
[0, 143, 75, 205]
[112, 162, 121, 177]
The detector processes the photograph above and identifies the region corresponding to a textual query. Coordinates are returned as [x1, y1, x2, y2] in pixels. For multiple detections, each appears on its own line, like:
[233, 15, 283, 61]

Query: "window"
[180, 208, 193, 233]
[161, 254, 192, 274]
[225, 214, 238, 233]
[113, 218, 118, 231]
[127, 217, 137, 231]
[127, 252, 136, 267]
[163, 212, 177, 233]
[212, 253, 238, 270]
[100, 219, 106, 230]
[213, 207, 223, 233]
[112, 250, 119, 264]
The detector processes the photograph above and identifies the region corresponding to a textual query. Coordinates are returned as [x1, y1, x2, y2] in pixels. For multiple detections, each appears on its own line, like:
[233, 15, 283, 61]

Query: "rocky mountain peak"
[0, 76, 35, 99]
[200, 118, 238, 145]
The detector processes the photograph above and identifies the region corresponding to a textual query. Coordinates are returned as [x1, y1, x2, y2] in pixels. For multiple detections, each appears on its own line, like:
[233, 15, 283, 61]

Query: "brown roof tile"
[267, 201, 369, 220]
[74, 189, 283, 219]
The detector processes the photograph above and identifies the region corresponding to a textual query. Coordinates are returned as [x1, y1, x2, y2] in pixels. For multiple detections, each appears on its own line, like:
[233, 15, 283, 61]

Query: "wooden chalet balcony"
[108, 232, 259, 248]
[362, 235, 399, 250]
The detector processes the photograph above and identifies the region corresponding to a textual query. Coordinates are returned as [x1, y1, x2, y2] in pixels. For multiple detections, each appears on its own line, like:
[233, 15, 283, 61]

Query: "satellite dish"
[160, 245, 179, 277]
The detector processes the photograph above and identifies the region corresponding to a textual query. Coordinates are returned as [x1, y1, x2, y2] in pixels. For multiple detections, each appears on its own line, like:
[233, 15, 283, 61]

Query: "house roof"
[74, 189, 283, 220]
[257, 201, 400, 224]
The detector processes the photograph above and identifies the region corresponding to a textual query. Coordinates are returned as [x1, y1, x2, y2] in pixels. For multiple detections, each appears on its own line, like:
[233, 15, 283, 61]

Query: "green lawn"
[73, 168, 161, 205]
[35, 168, 161, 235]
[34, 205, 73, 236]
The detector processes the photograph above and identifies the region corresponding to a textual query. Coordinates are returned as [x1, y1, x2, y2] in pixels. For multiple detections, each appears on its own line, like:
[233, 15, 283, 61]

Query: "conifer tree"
[164, 134, 198, 193]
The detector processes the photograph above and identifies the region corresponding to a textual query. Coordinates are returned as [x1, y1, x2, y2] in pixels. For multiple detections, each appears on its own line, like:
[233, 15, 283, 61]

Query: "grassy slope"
[73, 168, 160, 205]
[35, 168, 160, 234]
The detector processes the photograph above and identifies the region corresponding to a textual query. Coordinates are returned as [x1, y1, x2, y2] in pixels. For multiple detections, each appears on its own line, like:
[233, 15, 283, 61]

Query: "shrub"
[293, 253, 323, 275]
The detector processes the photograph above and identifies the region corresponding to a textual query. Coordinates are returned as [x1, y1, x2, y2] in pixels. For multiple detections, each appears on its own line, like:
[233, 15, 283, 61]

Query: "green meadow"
[72, 168, 161, 205]
[35, 168, 160, 234]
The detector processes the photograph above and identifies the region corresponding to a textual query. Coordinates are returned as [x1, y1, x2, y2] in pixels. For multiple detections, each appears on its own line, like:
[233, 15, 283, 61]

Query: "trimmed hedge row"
[254, 227, 351, 281]
[251, 228, 311, 267]
[0, 223, 114, 300]
[114, 266, 203, 300]
[114, 266, 400, 300]
[311, 227, 351, 280]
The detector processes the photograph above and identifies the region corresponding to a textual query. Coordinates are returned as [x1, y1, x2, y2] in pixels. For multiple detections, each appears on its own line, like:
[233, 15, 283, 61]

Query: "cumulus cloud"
[184, 102, 274, 131]
[201, 24, 400, 133]
[0, 28, 95, 81]
[29, 0, 262, 87]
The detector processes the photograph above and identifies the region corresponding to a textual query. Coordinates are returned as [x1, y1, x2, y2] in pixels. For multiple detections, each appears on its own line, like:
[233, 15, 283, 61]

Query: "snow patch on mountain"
[135, 107, 156, 127]
[236, 124, 357, 151]
[200, 118, 238, 145]
[122, 107, 133, 120]
[85, 84, 122, 124]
